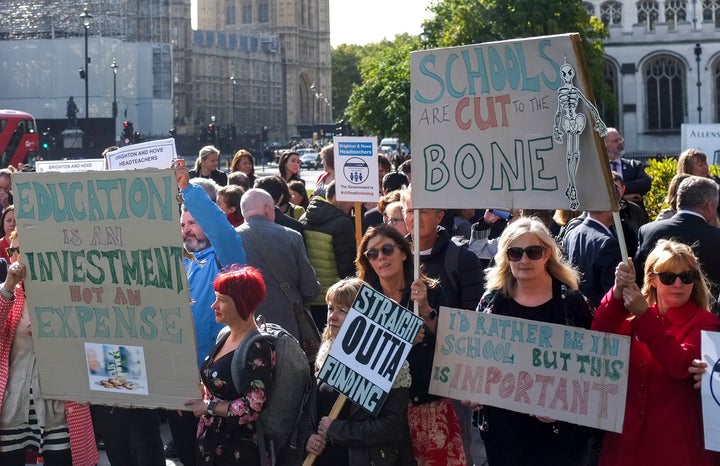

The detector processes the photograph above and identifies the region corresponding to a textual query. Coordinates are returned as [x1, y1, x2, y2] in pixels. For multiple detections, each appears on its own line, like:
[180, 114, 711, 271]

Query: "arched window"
[665, 0, 687, 30]
[703, 0, 720, 27]
[600, 1, 623, 25]
[637, 0, 659, 31]
[713, 59, 720, 122]
[601, 60, 620, 129]
[583, 2, 596, 16]
[644, 55, 685, 130]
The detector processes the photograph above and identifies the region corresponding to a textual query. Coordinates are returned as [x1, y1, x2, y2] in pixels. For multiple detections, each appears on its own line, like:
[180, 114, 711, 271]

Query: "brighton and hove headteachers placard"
[430, 307, 631, 432]
[317, 285, 423, 416]
[334, 136, 379, 203]
[12, 168, 198, 410]
[410, 33, 617, 212]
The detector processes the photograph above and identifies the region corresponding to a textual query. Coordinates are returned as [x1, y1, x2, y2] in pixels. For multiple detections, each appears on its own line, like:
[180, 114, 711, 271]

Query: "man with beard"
[605, 128, 651, 212]
[169, 166, 247, 466]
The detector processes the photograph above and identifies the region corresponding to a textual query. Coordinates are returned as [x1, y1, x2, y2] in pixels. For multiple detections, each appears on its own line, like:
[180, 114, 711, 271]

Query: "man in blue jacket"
[170, 164, 247, 466]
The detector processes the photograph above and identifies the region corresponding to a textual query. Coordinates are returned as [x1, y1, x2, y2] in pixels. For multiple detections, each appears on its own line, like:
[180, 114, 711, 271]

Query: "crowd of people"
[1, 128, 720, 466]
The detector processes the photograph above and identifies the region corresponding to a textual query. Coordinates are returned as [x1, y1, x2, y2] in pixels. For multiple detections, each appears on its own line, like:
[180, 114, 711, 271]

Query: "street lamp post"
[80, 4, 92, 124]
[230, 75, 237, 132]
[310, 83, 317, 126]
[695, 43, 703, 123]
[111, 59, 118, 141]
[420, 28, 430, 49]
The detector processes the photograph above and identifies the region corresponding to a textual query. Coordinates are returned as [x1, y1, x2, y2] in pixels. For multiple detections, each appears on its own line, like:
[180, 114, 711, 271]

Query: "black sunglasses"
[653, 271, 697, 285]
[364, 243, 398, 261]
[6, 247, 19, 256]
[507, 245, 546, 262]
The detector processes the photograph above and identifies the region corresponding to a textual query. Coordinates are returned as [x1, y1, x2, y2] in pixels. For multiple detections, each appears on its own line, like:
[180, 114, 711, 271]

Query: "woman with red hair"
[185, 266, 276, 465]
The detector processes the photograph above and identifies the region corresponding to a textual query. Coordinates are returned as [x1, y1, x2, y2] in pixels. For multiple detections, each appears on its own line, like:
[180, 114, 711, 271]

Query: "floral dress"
[197, 334, 275, 465]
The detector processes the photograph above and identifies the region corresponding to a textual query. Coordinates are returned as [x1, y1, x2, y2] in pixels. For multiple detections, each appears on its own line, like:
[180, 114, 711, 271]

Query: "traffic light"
[134, 131, 141, 143]
[169, 127, 177, 139]
[261, 126, 268, 142]
[207, 124, 216, 144]
[122, 121, 134, 145]
[41, 129, 50, 152]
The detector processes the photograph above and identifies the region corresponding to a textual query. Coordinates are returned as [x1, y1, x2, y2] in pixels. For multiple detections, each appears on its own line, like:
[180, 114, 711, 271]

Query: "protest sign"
[106, 138, 176, 170]
[430, 307, 630, 432]
[317, 285, 423, 416]
[410, 33, 617, 211]
[334, 136, 379, 203]
[701, 330, 720, 451]
[12, 169, 198, 410]
[35, 159, 105, 173]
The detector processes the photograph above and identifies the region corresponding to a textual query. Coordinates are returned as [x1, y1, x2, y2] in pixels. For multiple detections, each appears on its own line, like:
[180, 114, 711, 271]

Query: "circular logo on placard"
[343, 157, 369, 185]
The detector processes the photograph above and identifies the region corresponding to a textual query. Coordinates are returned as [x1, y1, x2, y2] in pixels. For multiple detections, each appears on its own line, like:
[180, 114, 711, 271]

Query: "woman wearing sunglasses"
[356, 224, 467, 465]
[476, 217, 595, 466]
[591, 239, 720, 466]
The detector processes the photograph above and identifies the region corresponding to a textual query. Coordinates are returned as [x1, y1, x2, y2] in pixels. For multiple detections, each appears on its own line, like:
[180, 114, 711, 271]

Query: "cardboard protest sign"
[35, 159, 105, 173]
[701, 330, 720, 451]
[12, 169, 198, 410]
[317, 285, 423, 416]
[410, 33, 617, 211]
[106, 138, 176, 170]
[430, 307, 630, 432]
[334, 136, 380, 203]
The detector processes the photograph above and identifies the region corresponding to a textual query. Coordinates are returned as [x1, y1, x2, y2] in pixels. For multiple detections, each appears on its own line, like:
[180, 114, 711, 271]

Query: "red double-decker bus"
[0, 110, 38, 168]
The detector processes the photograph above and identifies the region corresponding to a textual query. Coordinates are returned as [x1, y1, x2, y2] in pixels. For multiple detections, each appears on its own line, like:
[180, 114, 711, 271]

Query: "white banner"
[106, 138, 176, 170]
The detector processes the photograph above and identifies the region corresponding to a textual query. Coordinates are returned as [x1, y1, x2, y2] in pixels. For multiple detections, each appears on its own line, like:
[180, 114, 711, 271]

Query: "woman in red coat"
[592, 239, 720, 466]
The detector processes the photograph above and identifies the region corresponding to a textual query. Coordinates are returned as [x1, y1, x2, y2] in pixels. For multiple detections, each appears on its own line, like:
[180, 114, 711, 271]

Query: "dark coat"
[563, 217, 622, 307]
[635, 212, 720, 301]
[416, 226, 486, 310]
[617, 158, 651, 197]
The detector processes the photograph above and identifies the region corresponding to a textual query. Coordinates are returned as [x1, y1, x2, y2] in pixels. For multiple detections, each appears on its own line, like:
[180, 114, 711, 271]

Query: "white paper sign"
[334, 136, 379, 203]
[106, 138, 177, 170]
[430, 306, 631, 432]
[701, 330, 720, 452]
[317, 285, 423, 416]
[35, 159, 106, 173]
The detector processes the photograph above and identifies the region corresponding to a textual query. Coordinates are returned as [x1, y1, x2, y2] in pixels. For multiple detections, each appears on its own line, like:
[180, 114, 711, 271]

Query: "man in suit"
[563, 210, 622, 307]
[635, 176, 720, 303]
[238, 188, 320, 338]
[605, 128, 651, 210]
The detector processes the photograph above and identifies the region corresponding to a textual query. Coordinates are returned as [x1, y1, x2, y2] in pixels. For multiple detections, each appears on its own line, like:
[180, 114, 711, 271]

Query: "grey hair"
[677, 176, 719, 212]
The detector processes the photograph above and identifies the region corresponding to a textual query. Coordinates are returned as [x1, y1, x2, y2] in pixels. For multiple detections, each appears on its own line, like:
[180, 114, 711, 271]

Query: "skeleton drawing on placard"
[553, 58, 608, 210]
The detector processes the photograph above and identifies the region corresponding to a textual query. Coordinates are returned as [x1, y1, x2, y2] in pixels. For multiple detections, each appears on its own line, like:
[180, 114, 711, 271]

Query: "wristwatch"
[207, 400, 218, 416]
[424, 309, 438, 320]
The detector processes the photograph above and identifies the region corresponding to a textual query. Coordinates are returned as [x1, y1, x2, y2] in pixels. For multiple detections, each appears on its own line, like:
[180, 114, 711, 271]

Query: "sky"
[328, 0, 435, 47]
[190, 1, 435, 47]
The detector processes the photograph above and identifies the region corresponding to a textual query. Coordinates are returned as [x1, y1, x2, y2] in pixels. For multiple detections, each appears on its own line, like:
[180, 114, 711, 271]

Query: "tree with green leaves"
[341, 0, 611, 143]
[345, 34, 421, 142]
[423, 0, 611, 108]
[331, 44, 365, 122]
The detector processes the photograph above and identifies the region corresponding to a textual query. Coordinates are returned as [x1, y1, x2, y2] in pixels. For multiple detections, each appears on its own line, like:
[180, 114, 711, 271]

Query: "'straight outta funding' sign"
[318, 285, 423, 416]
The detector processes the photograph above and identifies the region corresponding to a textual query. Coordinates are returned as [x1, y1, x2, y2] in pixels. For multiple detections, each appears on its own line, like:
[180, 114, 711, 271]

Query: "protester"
[190, 145, 227, 186]
[218, 184, 245, 227]
[385, 201, 408, 236]
[592, 240, 720, 466]
[656, 173, 691, 221]
[476, 217, 595, 466]
[314, 144, 335, 199]
[356, 224, 466, 465]
[230, 149, 256, 187]
[300, 181, 356, 329]
[174, 162, 247, 465]
[254, 175, 305, 233]
[289, 180, 310, 209]
[278, 150, 303, 184]
[305, 278, 415, 465]
[185, 266, 275, 466]
[237, 188, 320, 340]
[0, 168, 13, 211]
[604, 128, 651, 211]
[0, 205, 15, 263]
[676, 148, 720, 219]
[0, 232, 98, 466]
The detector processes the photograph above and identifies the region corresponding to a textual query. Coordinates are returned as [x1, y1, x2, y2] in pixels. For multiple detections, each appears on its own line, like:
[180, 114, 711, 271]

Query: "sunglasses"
[653, 271, 697, 285]
[507, 245, 546, 262]
[387, 217, 404, 226]
[364, 243, 398, 261]
[6, 247, 19, 256]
